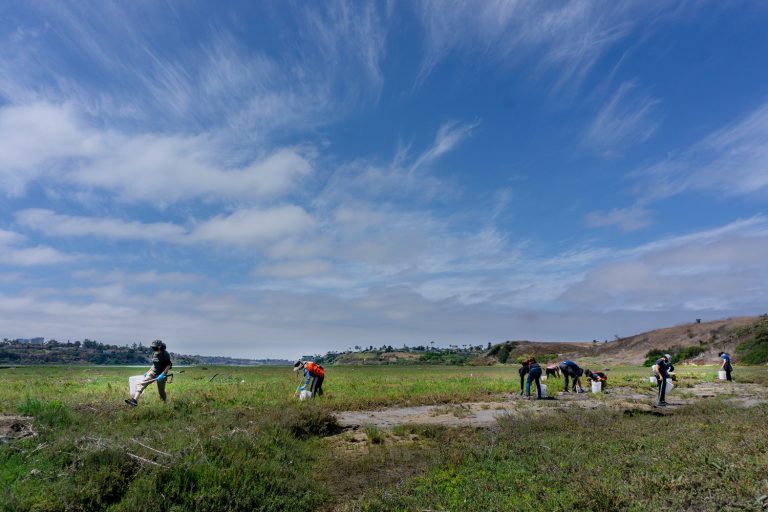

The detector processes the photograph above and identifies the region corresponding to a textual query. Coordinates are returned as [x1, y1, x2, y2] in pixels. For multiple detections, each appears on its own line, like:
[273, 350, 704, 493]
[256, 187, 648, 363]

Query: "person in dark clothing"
[518, 359, 531, 396]
[558, 360, 584, 392]
[653, 354, 671, 406]
[125, 339, 172, 406]
[718, 352, 733, 381]
[584, 369, 608, 389]
[525, 358, 543, 399]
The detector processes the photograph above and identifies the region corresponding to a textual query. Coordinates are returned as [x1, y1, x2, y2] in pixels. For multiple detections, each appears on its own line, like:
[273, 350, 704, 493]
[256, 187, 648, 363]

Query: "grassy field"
[1, 364, 767, 511]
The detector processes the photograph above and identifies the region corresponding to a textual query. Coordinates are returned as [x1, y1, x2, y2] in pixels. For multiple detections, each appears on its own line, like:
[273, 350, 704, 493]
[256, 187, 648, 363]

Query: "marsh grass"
[1, 364, 767, 511]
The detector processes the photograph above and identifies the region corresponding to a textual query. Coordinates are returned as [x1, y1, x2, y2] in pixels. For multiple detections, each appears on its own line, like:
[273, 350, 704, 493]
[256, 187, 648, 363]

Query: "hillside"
[485, 316, 765, 366]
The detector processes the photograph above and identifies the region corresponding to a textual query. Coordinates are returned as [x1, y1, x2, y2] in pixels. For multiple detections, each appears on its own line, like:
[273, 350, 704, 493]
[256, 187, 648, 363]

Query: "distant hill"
[482, 316, 766, 366]
[0, 340, 290, 366]
[307, 316, 767, 367]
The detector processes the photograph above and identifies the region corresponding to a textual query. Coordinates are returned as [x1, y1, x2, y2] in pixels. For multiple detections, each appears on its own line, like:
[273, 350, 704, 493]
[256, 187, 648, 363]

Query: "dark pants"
[724, 364, 732, 381]
[657, 376, 667, 404]
[310, 375, 324, 397]
[560, 364, 578, 391]
[526, 368, 542, 398]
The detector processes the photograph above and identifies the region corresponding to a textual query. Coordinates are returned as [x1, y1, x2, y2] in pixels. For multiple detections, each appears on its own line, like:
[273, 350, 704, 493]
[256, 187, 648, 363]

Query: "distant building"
[15, 337, 45, 345]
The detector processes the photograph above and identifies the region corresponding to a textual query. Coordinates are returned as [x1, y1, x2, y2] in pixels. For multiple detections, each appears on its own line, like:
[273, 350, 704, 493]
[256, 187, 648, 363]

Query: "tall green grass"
[1, 364, 766, 511]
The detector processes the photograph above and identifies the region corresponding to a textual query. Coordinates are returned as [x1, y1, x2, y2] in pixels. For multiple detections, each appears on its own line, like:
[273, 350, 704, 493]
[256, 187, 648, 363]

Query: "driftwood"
[131, 439, 172, 457]
[127, 452, 168, 468]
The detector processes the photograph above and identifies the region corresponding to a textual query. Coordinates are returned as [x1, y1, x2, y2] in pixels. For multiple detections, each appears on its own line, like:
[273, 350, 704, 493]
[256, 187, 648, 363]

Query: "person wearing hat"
[652, 354, 671, 406]
[293, 360, 325, 398]
[125, 340, 172, 407]
[718, 352, 733, 381]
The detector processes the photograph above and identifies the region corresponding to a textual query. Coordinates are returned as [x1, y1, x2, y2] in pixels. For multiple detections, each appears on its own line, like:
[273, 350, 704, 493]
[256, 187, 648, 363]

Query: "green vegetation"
[643, 345, 707, 366]
[0, 339, 287, 366]
[350, 402, 768, 511]
[1, 365, 767, 511]
[736, 316, 768, 364]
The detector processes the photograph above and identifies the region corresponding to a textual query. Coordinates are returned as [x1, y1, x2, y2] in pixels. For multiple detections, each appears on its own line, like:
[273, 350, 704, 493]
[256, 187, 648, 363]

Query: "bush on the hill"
[497, 346, 510, 364]
[643, 345, 707, 366]
[736, 317, 768, 364]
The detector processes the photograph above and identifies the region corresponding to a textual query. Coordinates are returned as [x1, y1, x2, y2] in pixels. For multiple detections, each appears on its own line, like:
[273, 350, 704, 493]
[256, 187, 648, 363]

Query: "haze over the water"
[1, 2, 767, 358]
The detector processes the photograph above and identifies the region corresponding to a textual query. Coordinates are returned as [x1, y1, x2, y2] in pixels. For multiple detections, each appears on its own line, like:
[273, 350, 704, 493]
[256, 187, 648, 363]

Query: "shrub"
[279, 406, 343, 439]
[17, 398, 72, 428]
[736, 318, 768, 364]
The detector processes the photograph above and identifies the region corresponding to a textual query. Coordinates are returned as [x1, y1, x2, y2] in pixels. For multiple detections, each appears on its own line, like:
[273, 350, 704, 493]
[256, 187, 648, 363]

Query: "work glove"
[157, 373, 166, 381]
[300, 385, 306, 391]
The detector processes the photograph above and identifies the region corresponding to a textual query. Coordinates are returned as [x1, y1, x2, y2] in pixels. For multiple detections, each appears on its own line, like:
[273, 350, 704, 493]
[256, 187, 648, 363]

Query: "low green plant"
[736, 317, 768, 364]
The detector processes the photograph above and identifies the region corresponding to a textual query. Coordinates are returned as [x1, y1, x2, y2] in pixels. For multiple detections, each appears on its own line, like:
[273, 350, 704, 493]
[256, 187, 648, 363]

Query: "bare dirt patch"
[0, 415, 35, 442]
[334, 381, 768, 428]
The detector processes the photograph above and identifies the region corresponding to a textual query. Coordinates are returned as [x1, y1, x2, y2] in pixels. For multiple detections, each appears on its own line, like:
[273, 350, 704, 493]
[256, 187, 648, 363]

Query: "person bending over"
[584, 369, 608, 389]
[518, 359, 531, 396]
[558, 360, 584, 392]
[718, 352, 733, 381]
[525, 358, 543, 399]
[293, 360, 325, 397]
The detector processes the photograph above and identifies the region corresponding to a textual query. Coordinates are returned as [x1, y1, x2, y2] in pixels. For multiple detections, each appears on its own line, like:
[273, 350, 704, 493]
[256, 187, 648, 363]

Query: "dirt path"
[334, 381, 768, 428]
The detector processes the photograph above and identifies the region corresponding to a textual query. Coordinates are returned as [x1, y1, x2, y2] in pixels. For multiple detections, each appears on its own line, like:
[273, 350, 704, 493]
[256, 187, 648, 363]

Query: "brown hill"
[487, 316, 761, 366]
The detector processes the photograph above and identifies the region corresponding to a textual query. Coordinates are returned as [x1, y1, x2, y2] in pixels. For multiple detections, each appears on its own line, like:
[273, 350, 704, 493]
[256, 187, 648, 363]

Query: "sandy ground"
[334, 381, 768, 429]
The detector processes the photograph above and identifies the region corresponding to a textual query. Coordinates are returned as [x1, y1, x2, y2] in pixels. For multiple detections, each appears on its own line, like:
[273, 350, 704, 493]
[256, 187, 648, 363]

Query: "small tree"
[497, 346, 510, 364]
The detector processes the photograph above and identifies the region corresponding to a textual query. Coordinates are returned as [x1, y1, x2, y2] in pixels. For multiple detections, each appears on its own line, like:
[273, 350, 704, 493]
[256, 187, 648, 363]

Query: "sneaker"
[124, 399, 137, 407]
[656, 402, 667, 407]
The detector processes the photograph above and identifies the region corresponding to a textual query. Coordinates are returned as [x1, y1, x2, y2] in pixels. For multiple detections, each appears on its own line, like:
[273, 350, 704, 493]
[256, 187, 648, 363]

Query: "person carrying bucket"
[293, 360, 325, 398]
[558, 360, 584, 393]
[518, 358, 531, 396]
[125, 340, 172, 407]
[718, 352, 733, 381]
[525, 358, 543, 399]
[584, 369, 608, 389]
[653, 353, 671, 406]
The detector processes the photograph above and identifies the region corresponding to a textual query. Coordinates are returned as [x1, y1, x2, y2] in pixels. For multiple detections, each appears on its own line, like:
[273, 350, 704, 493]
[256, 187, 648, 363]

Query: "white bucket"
[666, 379, 674, 394]
[649, 376, 657, 383]
[128, 375, 143, 396]
[718, 370, 727, 380]
[591, 381, 602, 393]
[299, 389, 312, 401]
[539, 384, 547, 398]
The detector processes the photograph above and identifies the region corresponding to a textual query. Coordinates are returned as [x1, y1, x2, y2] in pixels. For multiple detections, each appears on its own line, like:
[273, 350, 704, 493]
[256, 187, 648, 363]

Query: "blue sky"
[1, 1, 767, 358]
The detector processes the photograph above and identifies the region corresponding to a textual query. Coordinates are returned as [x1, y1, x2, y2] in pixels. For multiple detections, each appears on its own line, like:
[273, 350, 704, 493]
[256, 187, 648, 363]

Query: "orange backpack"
[305, 362, 325, 378]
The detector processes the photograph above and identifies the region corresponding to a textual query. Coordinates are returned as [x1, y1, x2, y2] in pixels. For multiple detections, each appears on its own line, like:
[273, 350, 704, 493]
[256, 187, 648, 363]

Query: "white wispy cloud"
[0, 1, 389, 138]
[585, 205, 654, 232]
[17, 209, 186, 241]
[0, 103, 313, 202]
[561, 216, 768, 311]
[409, 120, 479, 172]
[635, 102, 768, 200]
[586, 80, 659, 153]
[17, 206, 317, 249]
[0, 228, 77, 266]
[414, 1, 664, 89]
[189, 206, 316, 247]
